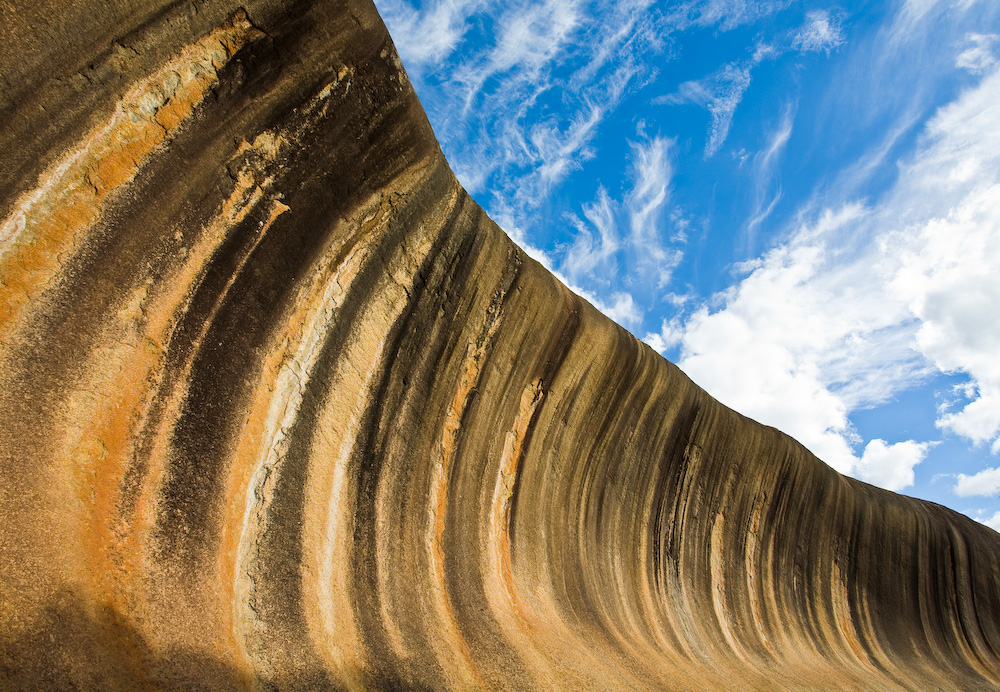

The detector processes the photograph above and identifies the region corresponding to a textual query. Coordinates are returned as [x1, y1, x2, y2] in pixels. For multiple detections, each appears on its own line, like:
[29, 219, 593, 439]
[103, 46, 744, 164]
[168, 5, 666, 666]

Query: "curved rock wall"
[2, 1, 999, 689]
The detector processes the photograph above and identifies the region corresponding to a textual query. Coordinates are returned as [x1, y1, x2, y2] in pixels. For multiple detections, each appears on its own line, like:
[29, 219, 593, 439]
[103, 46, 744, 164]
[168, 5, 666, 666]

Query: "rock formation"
[1, 0, 999, 689]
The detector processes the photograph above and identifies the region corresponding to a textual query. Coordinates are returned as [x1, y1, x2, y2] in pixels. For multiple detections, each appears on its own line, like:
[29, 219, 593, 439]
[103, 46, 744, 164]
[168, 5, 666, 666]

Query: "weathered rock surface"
[1, 0, 999, 689]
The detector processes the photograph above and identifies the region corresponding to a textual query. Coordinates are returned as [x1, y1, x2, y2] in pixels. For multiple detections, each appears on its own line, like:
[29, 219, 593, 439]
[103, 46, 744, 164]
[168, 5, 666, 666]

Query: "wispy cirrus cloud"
[658, 9, 844, 157]
[385, 0, 664, 220]
[746, 104, 795, 243]
[562, 186, 619, 279]
[667, 0, 794, 32]
[792, 9, 846, 53]
[381, 0, 674, 332]
[506, 217, 644, 328]
[377, 0, 486, 68]
[451, 0, 583, 111]
[627, 136, 681, 286]
[657, 61, 753, 158]
[560, 135, 682, 319]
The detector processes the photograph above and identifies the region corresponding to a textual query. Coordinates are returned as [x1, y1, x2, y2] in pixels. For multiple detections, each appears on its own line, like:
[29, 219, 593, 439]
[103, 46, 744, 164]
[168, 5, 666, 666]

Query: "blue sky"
[374, 0, 1000, 528]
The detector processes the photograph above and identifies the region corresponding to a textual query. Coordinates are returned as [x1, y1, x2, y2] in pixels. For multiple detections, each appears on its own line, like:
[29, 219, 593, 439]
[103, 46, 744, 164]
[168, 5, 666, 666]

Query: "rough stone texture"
[1, 0, 999, 689]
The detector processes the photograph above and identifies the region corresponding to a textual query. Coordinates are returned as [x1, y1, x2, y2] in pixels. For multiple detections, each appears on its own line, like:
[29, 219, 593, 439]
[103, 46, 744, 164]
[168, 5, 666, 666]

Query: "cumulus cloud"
[664, 52, 1000, 487]
[643, 317, 685, 354]
[855, 439, 933, 491]
[955, 467, 1000, 497]
[669, 209, 937, 477]
[883, 68, 1000, 452]
[601, 292, 644, 327]
[979, 511, 1000, 532]
[889, 186, 1000, 450]
[672, 209, 923, 474]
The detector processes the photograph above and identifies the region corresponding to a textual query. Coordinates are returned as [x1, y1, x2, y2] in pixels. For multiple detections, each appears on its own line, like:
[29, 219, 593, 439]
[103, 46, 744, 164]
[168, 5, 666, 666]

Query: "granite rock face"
[1, 0, 999, 689]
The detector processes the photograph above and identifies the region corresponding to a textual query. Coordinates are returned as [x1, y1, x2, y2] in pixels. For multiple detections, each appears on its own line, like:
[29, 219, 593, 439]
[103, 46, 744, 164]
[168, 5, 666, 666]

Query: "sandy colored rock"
[1, 0, 999, 689]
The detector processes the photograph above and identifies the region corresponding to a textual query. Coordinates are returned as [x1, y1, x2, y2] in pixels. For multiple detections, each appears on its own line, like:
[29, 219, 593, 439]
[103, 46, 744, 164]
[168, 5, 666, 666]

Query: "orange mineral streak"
[0, 12, 261, 348]
[58, 177, 285, 665]
[478, 379, 545, 681]
[425, 306, 504, 688]
[492, 380, 544, 608]
[7, 10, 261, 652]
[45, 115, 281, 673]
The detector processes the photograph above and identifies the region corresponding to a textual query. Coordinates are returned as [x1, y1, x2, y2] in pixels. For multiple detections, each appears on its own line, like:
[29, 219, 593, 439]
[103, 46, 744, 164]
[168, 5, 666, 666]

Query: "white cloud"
[702, 63, 753, 158]
[560, 276, 644, 329]
[809, 110, 922, 209]
[500, 208, 645, 330]
[563, 187, 619, 279]
[666, 62, 1000, 487]
[758, 107, 794, 168]
[643, 317, 684, 354]
[660, 61, 753, 157]
[558, 135, 682, 308]
[888, 0, 944, 46]
[408, 0, 662, 221]
[456, 0, 582, 101]
[747, 106, 794, 239]
[601, 292, 644, 327]
[979, 511, 1000, 532]
[956, 33, 999, 75]
[669, 0, 793, 32]
[627, 136, 680, 285]
[855, 439, 932, 491]
[495, 211, 561, 275]
[955, 467, 1000, 497]
[792, 10, 845, 54]
[569, 0, 659, 90]
[530, 106, 603, 188]
[659, 11, 840, 160]
[884, 69, 1000, 452]
[628, 137, 672, 240]
[673, 214, 913, 474]
[941, 391, 1000, 453]
[671, 223, 928, 476]
[376, 0, 485, 69]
